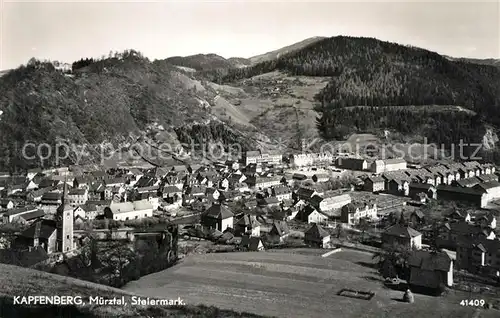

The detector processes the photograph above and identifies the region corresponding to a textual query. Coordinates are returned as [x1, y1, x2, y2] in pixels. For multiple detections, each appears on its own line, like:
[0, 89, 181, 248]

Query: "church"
[14, 187, 74, 254]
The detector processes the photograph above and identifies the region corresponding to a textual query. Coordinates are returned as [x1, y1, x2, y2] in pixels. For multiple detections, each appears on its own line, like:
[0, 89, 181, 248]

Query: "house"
[7, 209, 45, 225]
[103, 200, 153, 221]
[408, 183, 437, 200]
[340, 201, 378, 225]
[205, 188, 221, 201]
[3, 206, 40, 223]
[298, 205, 329, 224]
[14, 219, 57, 254]
[269, 221, 290, 242]
[0, 199, 14, 210]
[294, 187, 318, 201]
[240, 235, 265, 251]
[363, 176, 385, 193]
[310, 193, 352, 214]
[312, 174, 329, 183]
[67, 189, 88, 207]
[336, 157, 369, 171]
[235, 214, 261, 237]
[201, 204, 234, 232]
[408, 250, 453, 291]
[372, 158, 407, 173]
[437, 221, 496, 248]
[27, 187, 53, 203]
[383, 173, 410, 196]
[73, 204, 98, 220]
[40, 192, 63, 206]
[476, 213, 497, 229]
[410, 210, 426, 227]
[162, 185, 182, 204]
[473, 181, 500, 203]
[304, 223, 331, 248]
[271, 185, 292, 201]
[456, 237, 500, 274]
[436, 185, 487, 208]
[382, 224, 422, 249]
[445, 210, 471, 223]
[259, 196, 280, 208]
[425, 165, 455, 185]
[245, 176, 282, 189]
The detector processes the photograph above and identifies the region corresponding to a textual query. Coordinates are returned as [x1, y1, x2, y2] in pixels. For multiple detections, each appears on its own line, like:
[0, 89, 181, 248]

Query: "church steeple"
[56, 175, 73, 253]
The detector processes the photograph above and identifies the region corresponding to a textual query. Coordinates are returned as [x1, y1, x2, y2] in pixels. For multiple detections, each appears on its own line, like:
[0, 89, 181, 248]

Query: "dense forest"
[316, 107, 484, 145]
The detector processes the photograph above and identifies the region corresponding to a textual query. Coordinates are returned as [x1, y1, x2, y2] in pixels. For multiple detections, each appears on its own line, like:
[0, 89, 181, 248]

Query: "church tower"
[56, 181, 74, 253]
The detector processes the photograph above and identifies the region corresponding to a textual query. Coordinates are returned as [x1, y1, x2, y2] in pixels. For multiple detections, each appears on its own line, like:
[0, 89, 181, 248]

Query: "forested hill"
[164, 54, 251, 71]
[0, 51, 249, 171]
[220, 36, 500, 113]
[215, 36, 500, 162]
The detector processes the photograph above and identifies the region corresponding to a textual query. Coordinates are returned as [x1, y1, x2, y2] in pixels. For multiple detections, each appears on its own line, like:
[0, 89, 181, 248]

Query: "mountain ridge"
[2, 36, 500, 170]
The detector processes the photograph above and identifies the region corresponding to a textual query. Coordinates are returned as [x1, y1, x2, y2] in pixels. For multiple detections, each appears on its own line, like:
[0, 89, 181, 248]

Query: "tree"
[373, 243, 414, 279]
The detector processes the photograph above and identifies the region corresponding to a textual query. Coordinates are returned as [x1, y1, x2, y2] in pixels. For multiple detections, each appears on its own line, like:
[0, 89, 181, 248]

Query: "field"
[123, 249, 498, 318]
[0, 263, 267, 317]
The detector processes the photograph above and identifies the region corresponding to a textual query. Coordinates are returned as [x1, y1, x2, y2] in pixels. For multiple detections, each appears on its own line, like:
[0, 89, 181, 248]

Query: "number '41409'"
[460, 299, 485, 306]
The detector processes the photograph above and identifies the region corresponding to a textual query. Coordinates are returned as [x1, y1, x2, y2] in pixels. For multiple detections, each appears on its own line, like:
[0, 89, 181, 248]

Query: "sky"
[1, 0, 499, 70]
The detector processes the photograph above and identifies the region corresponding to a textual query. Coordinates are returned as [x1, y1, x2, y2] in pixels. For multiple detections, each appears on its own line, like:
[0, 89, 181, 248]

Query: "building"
[408, 183, 437, 200]
[363, 176, 385, 193]
[269, 221, 290, 242]
[298, 205, 329, 224]
[304, 223, 331, 248]
[235, 214, 261, 237]
[240, 235, 265, 251]
[474, 181, 500, 203]
[340, 201, 378, 225]
[271, 185, 292, 201]
[382, 224, 422, 249]
[242, 150, 282, 166]
[408, 250, 453, 291]
[67, 188, 89, 207]
[75, 202, 98, 218]
[290, 152, 334, 167]
[104, 200, 154, 221]
[437, 221, 496, 249]
[162, 185, 182, 204]
[56, 198, 74, 253]
[201, 204, 234, 232]
[0, 199, 14, 210]
[312, 174, 329, 183]
[2, 206, 40, 223]
[294, 187, 319, 201]
[40, 192, 62, 206]
[456, 237, 500, 275]
[382, 172, 410, 196]
[15, 219, 57, 254]
[436, 185, 487, 208]
[245, 176, 282, 189]
[372, 158, 407, 174]
[310, 193, 352, 214]
[336, 157, 369, 171]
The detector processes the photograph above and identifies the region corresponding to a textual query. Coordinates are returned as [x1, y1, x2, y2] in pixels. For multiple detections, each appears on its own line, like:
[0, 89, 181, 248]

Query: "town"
[0, 145, 499, 313]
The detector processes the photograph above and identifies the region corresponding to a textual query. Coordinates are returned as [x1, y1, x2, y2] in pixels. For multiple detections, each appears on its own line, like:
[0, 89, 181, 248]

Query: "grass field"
[123, 249, 499, 318]
[0, 263, 268, 317]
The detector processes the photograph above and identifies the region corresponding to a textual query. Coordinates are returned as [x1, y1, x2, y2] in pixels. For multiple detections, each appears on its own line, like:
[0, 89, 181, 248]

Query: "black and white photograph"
[0, 0, 500, 317]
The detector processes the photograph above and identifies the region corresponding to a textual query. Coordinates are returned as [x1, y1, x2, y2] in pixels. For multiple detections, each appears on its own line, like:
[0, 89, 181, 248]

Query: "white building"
[291, 152, 334, 167]
[104, 200, 153, 221]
